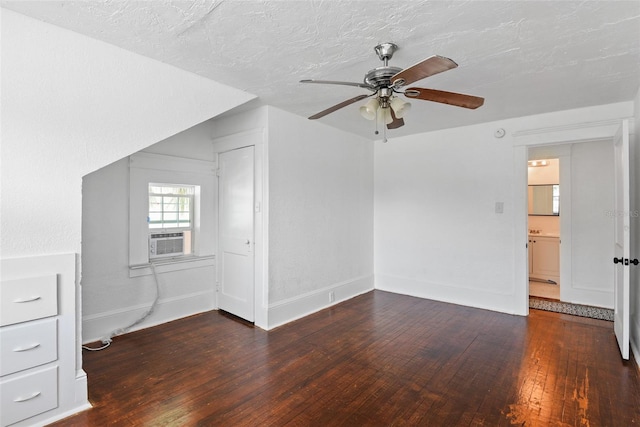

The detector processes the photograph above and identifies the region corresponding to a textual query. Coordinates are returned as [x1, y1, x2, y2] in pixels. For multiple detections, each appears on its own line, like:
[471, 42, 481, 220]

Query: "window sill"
[129, 255, 215, 278]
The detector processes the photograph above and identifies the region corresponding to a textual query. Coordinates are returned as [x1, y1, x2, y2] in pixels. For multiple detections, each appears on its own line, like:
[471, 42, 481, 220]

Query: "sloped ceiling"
[3, 0, 639, 139]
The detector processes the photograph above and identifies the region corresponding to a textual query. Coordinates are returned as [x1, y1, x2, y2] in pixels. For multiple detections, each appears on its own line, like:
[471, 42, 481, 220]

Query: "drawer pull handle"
[13, 296, 41, 303]
[13, 343, 41, 352]
[14, 391, 41, 403]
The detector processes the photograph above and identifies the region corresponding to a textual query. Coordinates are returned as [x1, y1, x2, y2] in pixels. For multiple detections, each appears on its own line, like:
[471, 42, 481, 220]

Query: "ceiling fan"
[301, 42, 484, 136]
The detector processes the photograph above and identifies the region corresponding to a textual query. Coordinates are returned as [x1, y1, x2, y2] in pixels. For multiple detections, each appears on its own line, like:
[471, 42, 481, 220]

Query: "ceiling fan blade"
[300, 79, 375, 91]
[404, 87, 484, 109]
[308, 94, 371, 120]
[387, 108, 404, 129]
[391, 55, 458, 87]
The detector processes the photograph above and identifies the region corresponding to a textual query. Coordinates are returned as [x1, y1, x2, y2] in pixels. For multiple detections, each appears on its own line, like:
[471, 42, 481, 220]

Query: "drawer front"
[0, 366, 58, 426]
[0, 275, 58, 327]
[0, 319, 57, 377]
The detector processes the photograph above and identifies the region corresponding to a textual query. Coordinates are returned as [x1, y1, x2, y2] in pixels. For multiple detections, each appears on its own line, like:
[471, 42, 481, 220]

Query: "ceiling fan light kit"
[359, 98, 379, 120]
[301, 42, 484, 140]
[390, 97, 411, 118]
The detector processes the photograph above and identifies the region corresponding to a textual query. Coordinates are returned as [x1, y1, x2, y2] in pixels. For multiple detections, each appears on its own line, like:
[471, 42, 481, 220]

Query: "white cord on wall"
[82, 262, 161, 351]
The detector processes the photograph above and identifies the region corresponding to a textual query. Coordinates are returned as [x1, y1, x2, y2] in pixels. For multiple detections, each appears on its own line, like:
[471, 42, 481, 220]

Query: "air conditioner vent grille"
[149, 232, 184, 259]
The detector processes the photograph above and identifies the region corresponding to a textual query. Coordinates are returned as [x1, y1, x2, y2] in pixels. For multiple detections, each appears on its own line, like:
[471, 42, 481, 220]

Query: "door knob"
[613, 257, 624, 264]
[245, 239, 251, 245]
[631, 259, 639, 266]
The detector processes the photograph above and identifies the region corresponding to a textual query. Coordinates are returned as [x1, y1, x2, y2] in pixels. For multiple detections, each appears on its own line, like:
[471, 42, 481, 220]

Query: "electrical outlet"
[329, 291, 335, 303]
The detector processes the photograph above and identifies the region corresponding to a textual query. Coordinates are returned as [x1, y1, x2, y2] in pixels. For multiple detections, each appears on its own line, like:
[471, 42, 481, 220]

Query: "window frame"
[129, 152, 216, 275]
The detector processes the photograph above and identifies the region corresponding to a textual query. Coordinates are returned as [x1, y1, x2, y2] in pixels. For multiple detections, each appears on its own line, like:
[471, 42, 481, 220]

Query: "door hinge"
[614, 257, 639, 266]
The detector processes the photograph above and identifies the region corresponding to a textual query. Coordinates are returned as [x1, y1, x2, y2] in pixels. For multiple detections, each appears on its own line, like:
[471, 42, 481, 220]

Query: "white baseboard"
[375, 274, 520, 315]
[563, 286, 613, 309]
[267, 275, 374, 330]
[35, 403, 92, 427]
[82, 290, 215, 343]
[34, 372, 92, 427]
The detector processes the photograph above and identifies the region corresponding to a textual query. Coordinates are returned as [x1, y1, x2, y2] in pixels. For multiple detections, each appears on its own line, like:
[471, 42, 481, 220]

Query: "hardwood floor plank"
[49, 291, 640, 426]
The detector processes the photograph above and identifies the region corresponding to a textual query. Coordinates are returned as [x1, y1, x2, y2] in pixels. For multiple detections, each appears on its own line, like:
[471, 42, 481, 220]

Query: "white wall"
[0, 9, 255, 258]
[266, 107, 374, 327]
[375, 102, 633, 315]
[82, 122, 216, 342]
[144, 119, 219, 161]
[375, 121, 517, 313]
[81, 122, 219, 343]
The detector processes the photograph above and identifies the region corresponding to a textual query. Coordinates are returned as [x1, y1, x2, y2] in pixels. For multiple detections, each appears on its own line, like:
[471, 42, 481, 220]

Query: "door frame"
[212, 129, 268, 329]
[512, 117, 634, 317]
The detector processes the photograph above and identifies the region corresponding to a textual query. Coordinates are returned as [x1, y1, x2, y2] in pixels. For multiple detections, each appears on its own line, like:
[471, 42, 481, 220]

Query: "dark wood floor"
[51, 291, 640, 426]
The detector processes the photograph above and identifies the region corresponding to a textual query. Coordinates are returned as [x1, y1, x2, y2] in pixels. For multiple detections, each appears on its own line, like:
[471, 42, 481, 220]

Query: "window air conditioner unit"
[149, 231, 184, 259]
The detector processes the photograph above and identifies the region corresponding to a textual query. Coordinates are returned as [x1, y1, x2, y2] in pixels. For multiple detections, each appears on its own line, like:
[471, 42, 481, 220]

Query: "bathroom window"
[148, 184, 194, 230]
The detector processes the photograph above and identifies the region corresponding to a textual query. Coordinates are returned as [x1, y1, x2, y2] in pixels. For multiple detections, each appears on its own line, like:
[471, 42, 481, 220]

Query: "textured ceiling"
[3, 0, 640, 139]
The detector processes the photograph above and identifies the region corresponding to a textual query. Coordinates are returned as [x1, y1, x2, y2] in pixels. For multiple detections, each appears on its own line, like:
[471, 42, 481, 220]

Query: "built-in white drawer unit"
[0, 275, 58, 327]
[1, 254, 89, 426]
[0, 318, 58, 377]
[0, 366, 58, 427]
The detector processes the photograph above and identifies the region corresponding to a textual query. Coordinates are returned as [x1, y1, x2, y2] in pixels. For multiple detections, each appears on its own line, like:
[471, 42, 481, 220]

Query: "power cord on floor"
[82, 262, 161, 351]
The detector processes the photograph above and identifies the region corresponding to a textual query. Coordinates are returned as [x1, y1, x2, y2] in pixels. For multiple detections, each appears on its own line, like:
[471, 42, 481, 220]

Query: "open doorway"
[527, 157, 561, 300]
[523, 139, 616, 311]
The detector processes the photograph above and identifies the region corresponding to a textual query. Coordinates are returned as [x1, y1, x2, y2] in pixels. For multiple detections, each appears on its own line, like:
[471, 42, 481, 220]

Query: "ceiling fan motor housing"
[364, 66, 403, 89]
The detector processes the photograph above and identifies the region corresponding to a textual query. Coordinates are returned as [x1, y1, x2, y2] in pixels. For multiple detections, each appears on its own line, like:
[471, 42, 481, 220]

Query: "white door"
[218, 146, 255, 322]
[613, 119, 630, 360]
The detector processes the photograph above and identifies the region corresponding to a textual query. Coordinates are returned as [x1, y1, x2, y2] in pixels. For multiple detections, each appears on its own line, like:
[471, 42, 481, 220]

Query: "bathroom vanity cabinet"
[528, 235, 560, 285]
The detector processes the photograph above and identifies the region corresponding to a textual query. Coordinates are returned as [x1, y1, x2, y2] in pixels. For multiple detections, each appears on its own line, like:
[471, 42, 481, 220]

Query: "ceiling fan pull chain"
[382, 119, 388, 143]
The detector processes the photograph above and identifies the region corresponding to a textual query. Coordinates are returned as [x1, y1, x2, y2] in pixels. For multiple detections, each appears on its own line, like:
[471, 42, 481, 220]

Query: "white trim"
[267, 275, 374, 330]
[558, 153, 573, 306]
[211, 129, 265, 153]
[513, 118, 635, 146]
[82, 290, 214, 343]
[376, 274, 521, 315]
[562, 288, 614, 309]
[33, 401, 93, 427]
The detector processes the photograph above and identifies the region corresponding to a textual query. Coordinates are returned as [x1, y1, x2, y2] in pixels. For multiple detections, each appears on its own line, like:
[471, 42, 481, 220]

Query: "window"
[148, 184, 194, 229]
[552, 184, 560, 215]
